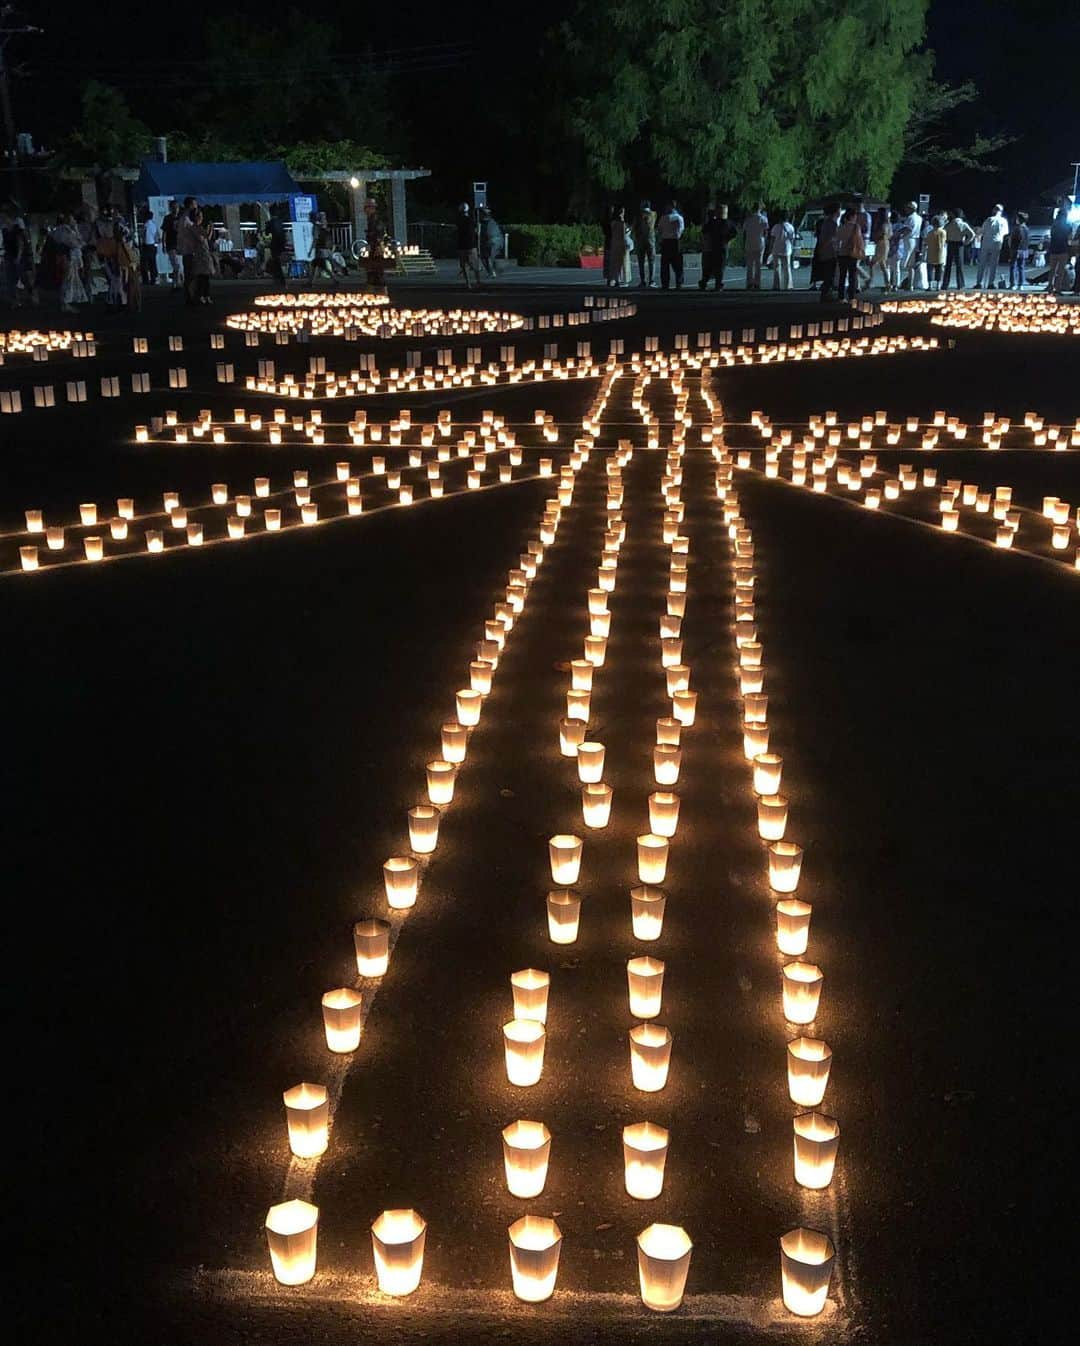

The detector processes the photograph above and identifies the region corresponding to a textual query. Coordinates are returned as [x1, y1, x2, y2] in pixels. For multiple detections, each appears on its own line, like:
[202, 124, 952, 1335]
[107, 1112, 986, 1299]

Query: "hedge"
[507, 223, 606, 267]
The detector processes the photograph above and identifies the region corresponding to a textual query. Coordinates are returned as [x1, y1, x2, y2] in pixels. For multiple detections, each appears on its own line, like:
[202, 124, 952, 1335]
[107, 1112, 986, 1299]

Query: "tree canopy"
[555, 0, 930, 207]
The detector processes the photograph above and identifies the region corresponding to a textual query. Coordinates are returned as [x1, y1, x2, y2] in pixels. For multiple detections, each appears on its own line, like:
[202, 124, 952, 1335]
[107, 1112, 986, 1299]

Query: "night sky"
[10, 0, 1079, 212]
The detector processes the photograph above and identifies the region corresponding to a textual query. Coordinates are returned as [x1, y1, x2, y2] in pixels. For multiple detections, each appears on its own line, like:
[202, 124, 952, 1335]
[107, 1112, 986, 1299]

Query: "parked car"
[794, 196, 890, 268]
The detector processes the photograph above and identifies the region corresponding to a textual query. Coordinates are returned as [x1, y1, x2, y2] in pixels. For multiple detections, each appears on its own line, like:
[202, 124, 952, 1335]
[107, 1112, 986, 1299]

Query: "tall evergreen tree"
[555, 0, 928, 205]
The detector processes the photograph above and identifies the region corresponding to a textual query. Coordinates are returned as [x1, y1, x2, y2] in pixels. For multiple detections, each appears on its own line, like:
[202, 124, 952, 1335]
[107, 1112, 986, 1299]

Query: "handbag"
[850, 226, 866, 261]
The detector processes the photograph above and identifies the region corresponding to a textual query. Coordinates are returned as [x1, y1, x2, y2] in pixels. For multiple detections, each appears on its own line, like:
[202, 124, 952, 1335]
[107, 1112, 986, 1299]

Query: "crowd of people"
[0, 195, 220, 313]
[594, 195, 1080, 300]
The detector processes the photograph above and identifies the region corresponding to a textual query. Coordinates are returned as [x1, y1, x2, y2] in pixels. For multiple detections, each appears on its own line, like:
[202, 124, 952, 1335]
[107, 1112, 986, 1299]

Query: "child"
[926, 216, 947, 291]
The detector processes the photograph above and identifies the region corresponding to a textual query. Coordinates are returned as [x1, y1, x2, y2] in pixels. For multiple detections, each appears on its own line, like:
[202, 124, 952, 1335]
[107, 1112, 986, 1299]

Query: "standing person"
[976, 203, 1009, 290]
[890, 203, 919, 289]
[139, 207, 160, 286]
[900, 202, 923, 289]
[75, 205, 97, 301]
[51, 213, 89, 312]
[266, 206, 288, 287]
[851, 193, 873, 287]
[161, 200, 182, 288]
[699, 204, 736, 290]
[312, 211, 334, 280]
[456, 202, 481, 288]
[769, 210, 795, 290]
[1046, 200, 1073, 293]
[92, 205, 126, 309]
[185, 207, 215, 304]
[815, 202, 841, 301]
[175, 197, 201, 303]
[1, 199, 30, 306]
[604, 206, 628, 287]
[1007, 211, 1029, 290]
[943, 209, 975, 289]
[742, 201, 768, 289]
[478, 208, 503, 279]
[867, 207, 892, 290]
[657, 200, 685, 289]
[834, 207, 864, 301]
[633, 200, 657, 287]
[925, 215, 947, 290]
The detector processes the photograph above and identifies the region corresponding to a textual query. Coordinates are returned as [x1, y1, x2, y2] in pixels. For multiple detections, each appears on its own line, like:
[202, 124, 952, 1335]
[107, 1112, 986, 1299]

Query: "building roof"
[134, 160, 301, 205]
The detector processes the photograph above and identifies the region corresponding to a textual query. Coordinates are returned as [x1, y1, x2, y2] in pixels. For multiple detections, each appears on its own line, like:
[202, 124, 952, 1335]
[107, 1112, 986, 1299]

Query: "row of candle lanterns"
[262, 381, 628, 1292]
[227, 301, 528, 341]
[746, 405, 1080, 452]
[713, 443, 840, 1318]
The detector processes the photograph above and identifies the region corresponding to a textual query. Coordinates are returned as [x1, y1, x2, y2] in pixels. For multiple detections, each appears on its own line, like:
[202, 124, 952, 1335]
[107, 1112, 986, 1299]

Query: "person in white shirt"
[139, 208, 160, 286]
[656, 201, 685, 289]
[976, 204, 1009, 289]
[742, 202, 768, 289]
[769, 210, 795, 290]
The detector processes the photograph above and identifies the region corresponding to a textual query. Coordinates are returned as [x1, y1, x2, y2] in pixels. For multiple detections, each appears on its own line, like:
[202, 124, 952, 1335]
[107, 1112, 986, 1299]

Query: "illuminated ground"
[2, 281, 1077, 1344]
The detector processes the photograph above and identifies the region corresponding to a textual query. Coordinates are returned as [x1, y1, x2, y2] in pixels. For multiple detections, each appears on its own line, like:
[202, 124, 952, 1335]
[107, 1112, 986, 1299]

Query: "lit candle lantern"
[739, 664, 764, 693]
[227, 516, 245, 539]
[46, 526, 64, 550]
[636, 1223, 692, 1312]
[590, 609, 611, 637]
[511, 968, 551, 1023]
[743, 692, 768, 724]
[757, 794, 789, 841]
[783, 961, 824, 1024]
[265, 509, 282, 531]
[649, 791, 681, 838]
[187, 523, 203, 546]
[322, 987, 363, 1052]
[780, 1227, 835, 1317]
[456, 688, 482, 726]
[793, 1111, 840, 1189]
[1052, 525, 1070, 550]
[301, 502, 318, 525]
[629, 1022, 673, 1091]
[653, 745, 681, 785]
[622, 1122, 670, 1199]
[547, 888, 581, 943]
[425, 759, 456, 806]
[739, 641, 763, 669]
[408, 804, 440, 855]
[776, 899, 812, 955]
[283, 1081, 329, 1158]
[672, 691, 697, 725]
[441, 721, 468, 763]
[637, 833, 669, 883]
[84, 536, 104, 561]
[743, 721, 770, 761]
[25, 509, 44, 533]
[503, 1018, 546, 1085]
[631, 885, 666, 940]
[660, 637, 683, 669]
[627, 956, 665, 1018]
[19, 545, 38, 571]
[212, 483, 228, 504]
[769, 841, 803, 893]
[502, 1121, 552, 1198]
[265, 1199, 318, 1286]
[371, 1209, 427, 1296]
[753, 753, 783, 795]
[787, 1036, 832, 1106]
[566, 689, 591, 722]
[559, 717, 588, 756]
[576, 741, 605, 783]
[145, 530, 164, 553]
[549, 834, 583, 884]
[110, 518, 128, 540]
[657, 717, 681, 746]
[665, 665, 690, 697]
[508, 1216, 563, 1303]
[941, 509, 959, 532]
[582, 781, 613, 828]
[353, 918, 390, 977]
[383, 856, 419, 909]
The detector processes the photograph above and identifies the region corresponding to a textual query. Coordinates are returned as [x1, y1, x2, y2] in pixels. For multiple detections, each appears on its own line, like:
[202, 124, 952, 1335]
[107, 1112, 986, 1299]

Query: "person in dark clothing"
[1046, 200, 1074, 292]
[698, 204, 737, 290]
[1007, 211, 1029, 290]
[456, 202, 481, 288]
[815, 202, 841, 301]
[161, 201, 181, 288]
[266, 208, 288, 286]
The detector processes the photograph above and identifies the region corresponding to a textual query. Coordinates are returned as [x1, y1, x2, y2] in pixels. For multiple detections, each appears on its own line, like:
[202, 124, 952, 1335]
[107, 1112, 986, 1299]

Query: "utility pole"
[0, 5, 43, 202]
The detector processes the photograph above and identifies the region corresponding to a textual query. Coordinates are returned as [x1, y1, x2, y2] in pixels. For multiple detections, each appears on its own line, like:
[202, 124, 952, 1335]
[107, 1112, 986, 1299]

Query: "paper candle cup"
[353, 918, 391, 977]
[508, 1215, 563, 1303]
[769, 841, 803, 894]
[672, 691, 697, 725]
[266, 1198, 318, 1285]
[283, 1082, 329, 1158]
[653, 745, 681, 785]
[630, 885, 667, 941]
[758, 795, 789, 841]
[648, 792, 680, 839]
[425, 760, 456, 806]
[383, 857, 419, 909]
[629, 1023, 672, 1091]
[502, 1120, 552, 1198]
[576, 741, 605, 783]
[782, 961, 824, 1025]
[776, 899, 812, 956]
[546, 889, 581, 944]
[371, 1209, 426, 1296]
[511, 968, 550, 1023]
[582, 781, 613, 828]
[637, 833, 669, 884]
[787, 1036, 832, 1106]
[793, 1112, 840, 1189]
[753, 753, 783, 795]
[656, 717, 681, 747]
[623, 1121, 670, 1199]
[503, 1019, 546, 1086]
[559, 717, 588, 757]
[636, 1223, 692, 1311]
[780, 1226, 835, 1317]
[627, 956, 665, 1019]
[321, 987, 363, 1052]
[549, 834, 583, 885]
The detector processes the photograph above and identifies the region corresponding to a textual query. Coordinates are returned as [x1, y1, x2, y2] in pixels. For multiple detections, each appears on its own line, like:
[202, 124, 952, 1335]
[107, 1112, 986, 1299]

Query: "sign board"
[472, 181, 488, 211]
[918, 193, 931, 218]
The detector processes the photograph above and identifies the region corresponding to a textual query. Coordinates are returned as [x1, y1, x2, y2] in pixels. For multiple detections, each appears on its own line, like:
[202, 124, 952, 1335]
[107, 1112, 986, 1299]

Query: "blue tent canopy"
[134, 160, 301, 206]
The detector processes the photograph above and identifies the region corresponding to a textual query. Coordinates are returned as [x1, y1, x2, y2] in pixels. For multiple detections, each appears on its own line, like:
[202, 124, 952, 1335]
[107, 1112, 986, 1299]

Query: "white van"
[795, 199, 889, 267]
